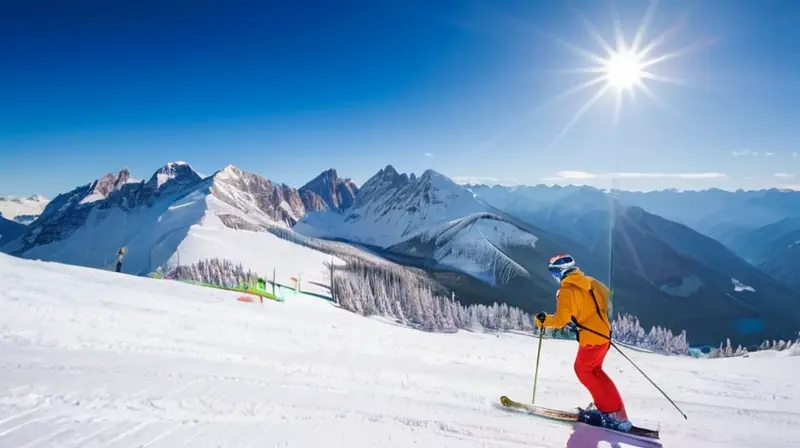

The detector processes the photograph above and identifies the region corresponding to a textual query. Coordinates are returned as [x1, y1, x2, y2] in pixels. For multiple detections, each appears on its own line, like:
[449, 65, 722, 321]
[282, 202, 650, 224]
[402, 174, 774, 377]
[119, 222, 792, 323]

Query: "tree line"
[331, 257, 691, 354]
[160, 256, 800, 357]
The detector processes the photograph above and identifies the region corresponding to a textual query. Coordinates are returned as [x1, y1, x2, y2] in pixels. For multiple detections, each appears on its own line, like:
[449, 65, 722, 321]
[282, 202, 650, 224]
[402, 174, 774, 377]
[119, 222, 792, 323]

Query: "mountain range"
[0, 194, 50, 224]
[3, 162, 800, 347]
[466, 184, 800, 292]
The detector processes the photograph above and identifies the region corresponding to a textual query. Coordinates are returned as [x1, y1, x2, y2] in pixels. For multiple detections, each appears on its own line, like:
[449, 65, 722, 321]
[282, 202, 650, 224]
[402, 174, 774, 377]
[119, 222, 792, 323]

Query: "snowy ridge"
[1, 253, 798, 447]
[296, 166, 495, 248]
[419, 212, 537, 285]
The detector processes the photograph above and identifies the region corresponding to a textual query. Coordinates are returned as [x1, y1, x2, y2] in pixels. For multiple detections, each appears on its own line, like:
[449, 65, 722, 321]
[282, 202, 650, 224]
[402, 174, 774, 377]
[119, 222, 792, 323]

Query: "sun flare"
[604, 49, 645, 90]
[544, 0, 715, 148]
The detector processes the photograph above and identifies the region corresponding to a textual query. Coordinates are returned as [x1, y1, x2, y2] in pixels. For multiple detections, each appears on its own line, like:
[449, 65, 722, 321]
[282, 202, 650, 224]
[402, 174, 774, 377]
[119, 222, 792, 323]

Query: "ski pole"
[578, 324, 688, 420]
[531, 325, 545, 404]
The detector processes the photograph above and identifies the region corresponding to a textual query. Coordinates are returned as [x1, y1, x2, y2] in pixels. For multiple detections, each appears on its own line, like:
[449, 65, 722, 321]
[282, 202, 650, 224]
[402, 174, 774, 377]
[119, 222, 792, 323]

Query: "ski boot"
[578, 408, 633, 432]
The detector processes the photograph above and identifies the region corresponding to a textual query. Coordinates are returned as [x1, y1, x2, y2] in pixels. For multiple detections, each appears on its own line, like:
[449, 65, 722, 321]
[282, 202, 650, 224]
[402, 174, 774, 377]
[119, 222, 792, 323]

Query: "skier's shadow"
[565, 423, 663, 448]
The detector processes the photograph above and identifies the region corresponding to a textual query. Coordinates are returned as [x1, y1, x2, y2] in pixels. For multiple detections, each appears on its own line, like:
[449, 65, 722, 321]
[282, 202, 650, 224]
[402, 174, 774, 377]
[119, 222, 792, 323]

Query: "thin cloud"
[424, 152, 434, 158]
[542, 170, 726, 181]
[451, 176, 520, 186]
[734, 150, 780, 157]
[793, 152, 798, 157]
[774, 173, 795, 178]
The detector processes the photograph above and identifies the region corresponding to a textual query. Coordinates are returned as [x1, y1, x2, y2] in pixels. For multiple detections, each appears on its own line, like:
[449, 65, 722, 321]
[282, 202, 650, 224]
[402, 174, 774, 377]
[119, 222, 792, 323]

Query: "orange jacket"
[541, 269, 612, 346]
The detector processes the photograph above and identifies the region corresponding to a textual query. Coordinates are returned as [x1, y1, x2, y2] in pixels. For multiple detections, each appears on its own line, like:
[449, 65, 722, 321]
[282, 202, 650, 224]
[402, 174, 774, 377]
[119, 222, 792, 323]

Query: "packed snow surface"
[1, 254, 798, 447]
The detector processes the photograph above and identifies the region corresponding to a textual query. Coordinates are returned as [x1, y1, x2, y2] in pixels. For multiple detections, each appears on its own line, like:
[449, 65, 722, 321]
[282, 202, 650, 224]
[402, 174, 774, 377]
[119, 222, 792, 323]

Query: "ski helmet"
[548, 253, 577, 283]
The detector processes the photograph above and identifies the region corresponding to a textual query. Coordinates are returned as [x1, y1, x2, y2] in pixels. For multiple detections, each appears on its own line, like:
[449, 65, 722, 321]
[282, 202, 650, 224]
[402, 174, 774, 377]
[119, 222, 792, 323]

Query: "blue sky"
[1, 0, 799, 197]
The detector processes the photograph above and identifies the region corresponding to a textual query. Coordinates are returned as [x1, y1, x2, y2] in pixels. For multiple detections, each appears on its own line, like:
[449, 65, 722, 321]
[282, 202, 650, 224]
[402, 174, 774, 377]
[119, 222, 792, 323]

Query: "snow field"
[1, 253, 799, 447]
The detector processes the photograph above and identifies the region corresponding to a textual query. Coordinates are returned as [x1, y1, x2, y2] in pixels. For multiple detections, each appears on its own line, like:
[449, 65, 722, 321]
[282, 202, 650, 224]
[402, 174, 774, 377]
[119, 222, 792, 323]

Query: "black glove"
[535, 312, 547, 323]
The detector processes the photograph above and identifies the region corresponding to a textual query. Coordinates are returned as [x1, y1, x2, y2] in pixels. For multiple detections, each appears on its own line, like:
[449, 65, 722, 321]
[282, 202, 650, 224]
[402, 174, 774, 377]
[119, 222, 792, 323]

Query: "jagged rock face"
[211, 165, 308, 226]
[347, 166, 471, 223]
[298, 169, 358, 212]
[92, 169, 130, 199]
[6, 163, 203, 254]
[344, 165, 413, 220]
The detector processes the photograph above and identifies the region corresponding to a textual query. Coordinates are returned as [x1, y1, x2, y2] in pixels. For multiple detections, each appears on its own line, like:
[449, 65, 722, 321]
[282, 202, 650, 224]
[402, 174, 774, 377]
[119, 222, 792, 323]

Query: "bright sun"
[604, 50, 645, 90]
[542, 1, 715, 148]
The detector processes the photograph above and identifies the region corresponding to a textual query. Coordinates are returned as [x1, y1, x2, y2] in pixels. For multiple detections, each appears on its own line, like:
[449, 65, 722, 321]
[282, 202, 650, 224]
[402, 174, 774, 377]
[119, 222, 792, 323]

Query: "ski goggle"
[549, 267, 563, 283]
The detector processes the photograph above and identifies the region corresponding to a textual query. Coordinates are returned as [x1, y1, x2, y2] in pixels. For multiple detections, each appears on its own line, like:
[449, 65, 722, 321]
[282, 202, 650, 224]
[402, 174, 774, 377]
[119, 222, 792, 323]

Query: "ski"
[499, 395, 579, 422]
[498, 395, 660, 440]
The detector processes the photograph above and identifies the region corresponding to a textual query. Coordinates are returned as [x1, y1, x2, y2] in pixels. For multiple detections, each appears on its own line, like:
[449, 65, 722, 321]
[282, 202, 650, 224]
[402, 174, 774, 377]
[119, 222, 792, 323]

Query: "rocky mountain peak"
[146, 161, 202, 191]
[80, 169, 131, 204]
[210, 165, 307, 226]
[299, 168, 358, 212]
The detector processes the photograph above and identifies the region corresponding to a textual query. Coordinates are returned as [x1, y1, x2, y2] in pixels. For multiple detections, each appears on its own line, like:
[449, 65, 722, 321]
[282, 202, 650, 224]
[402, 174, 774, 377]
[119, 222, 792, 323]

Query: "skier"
[115, 247, 126, 273]
[534, 253, 632, 432]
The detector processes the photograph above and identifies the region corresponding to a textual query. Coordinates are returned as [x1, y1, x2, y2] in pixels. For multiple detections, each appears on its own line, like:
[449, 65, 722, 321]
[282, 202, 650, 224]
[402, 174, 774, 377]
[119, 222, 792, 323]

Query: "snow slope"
[0, 216, 25, 246]
[171, 192, 343, 295]
[17, 183, 210, 273]
[1, 254, 797, 447]
[415, 212, 539, 285]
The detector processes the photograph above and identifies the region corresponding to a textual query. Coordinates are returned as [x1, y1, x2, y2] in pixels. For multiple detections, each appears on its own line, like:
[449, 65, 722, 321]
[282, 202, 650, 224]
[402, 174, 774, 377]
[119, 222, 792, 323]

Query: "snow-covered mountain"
[0, 163, 361, 291]
[296, 165, 503, 247]
[6, 160, 798, 346]
[295, 166, 535, 274]
[3, 163, 203, 259]
[0, 194, 50, 224]
[466, 183, 800, 247]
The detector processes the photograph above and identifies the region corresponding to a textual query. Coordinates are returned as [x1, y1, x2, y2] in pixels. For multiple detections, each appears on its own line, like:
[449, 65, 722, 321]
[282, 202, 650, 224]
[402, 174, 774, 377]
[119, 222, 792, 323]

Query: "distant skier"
[535, 253, 632, 431]
[115, 247, 126, 273]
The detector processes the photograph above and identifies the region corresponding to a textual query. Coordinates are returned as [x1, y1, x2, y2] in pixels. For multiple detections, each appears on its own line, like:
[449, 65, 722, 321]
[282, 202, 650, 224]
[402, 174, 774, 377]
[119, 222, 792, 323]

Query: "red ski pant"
[574, 342, 625, 415]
